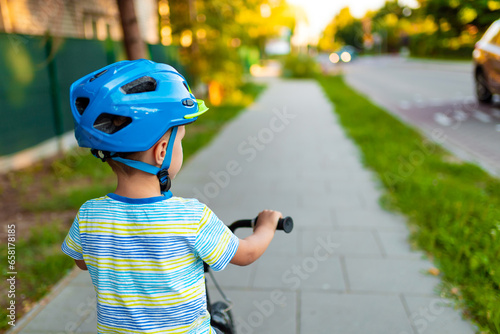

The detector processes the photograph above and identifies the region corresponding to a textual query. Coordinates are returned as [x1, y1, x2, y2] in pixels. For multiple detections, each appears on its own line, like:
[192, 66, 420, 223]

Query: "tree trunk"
[117, 0, 147, 60]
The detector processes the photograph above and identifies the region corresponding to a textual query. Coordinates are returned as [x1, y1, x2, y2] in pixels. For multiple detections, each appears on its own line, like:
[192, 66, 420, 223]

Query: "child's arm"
[230, 210, 281, 266]
[75, 259, 88, 270]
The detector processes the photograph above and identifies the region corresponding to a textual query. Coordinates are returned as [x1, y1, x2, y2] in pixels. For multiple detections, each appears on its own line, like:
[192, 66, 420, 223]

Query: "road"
[340, 55, 500, 176]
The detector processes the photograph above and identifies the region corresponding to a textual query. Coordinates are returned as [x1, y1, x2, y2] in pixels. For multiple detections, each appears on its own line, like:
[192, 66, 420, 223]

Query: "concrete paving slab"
[265, 227, 301, 256]
[356, 182, 384, 200]
[76, 313, 99, 334]
[377, 231, 423, 259]
[292, 209, 337, 230]
[334, 208, 409, 231]
[403, 295, 476, 334]
[20, 284, 96, 333]
[300, 292, 414, 334]
[301, 190, 363, 210]
[301, 229, 382, 257]
[222, 289, 297, 334]
[300, 231, 339, 258]
[251, 255, 346, 292]
[275, 179, 330, 194]
[208, 261, 255, 289]
[324, 162, 370, 174]
[204, 193, 301, 216]
[345, 257, 441, 295]
[72, 270, 94, 286]
[292, 184, 331, 199]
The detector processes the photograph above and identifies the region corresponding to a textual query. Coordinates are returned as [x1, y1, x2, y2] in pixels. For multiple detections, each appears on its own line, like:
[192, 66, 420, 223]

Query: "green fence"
[0, 33, 181, 156]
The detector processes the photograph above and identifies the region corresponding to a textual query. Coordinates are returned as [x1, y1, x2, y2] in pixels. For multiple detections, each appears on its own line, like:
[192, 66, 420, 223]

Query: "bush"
[282, 53, 320, 78]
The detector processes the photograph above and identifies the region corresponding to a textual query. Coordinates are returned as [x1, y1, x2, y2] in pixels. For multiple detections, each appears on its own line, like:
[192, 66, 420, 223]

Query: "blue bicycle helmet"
[70, 59, 208, 194]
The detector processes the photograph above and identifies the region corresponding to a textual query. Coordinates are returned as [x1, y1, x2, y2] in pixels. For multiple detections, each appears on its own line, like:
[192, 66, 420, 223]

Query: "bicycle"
[205, 216, 294, 334]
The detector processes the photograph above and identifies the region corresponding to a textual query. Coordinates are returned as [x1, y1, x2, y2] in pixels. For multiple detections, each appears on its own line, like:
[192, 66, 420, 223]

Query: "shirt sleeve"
[61, 211, 84, 260]
[194, 205, 239, 271]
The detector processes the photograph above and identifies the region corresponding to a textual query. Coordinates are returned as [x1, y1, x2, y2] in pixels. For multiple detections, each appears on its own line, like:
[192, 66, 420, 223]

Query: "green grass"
[0, 81, 266, 332]
[0, 221, 75, 330]
[317, 75, 500, 332]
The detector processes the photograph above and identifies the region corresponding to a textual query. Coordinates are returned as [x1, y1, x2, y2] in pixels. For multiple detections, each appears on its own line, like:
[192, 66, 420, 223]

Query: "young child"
[61, 59, 281, 333]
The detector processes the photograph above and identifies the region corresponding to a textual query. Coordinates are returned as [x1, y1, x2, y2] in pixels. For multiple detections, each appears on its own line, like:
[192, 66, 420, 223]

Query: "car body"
[473, 19, 500, 103]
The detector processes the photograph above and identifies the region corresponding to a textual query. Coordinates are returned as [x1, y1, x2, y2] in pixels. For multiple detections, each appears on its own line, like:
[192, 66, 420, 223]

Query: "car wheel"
[475, 70, 493, 103]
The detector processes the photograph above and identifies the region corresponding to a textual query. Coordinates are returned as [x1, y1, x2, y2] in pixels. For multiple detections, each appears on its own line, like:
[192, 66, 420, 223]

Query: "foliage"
[168, 0, 295, 103]
[421, 0, 498, 32]
[335, 19, 363, 49]
[318, 7, 363, 52]
[405, 0, 497, 58]
[319, 0, 500, 59]
[281, 53, 320, 78]
[317, 74, 500, 332]
[409, 32, 475, 59]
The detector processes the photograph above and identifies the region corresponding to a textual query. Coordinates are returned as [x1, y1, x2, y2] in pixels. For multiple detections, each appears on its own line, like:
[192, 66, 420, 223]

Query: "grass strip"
[0, 81, 266, 332]
[317, 75, 500, 332]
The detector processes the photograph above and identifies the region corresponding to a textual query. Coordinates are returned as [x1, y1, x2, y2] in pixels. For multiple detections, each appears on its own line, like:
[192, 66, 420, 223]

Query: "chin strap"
[108, 126, 179, 196]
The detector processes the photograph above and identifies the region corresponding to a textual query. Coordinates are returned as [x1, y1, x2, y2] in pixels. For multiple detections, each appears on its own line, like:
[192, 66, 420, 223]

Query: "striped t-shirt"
[61, 193, 239, 334]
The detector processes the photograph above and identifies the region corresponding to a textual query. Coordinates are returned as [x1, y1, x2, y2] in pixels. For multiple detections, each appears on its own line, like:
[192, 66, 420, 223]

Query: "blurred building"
[0, 0, 158, 43]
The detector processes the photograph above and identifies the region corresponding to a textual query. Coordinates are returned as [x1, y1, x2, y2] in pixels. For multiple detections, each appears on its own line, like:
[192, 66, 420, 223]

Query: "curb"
[6, 267, 81, 334]
[0, 131, 77, 173]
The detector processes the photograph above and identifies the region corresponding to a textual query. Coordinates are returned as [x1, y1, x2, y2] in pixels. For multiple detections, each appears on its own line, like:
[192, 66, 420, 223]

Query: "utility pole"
[117, 0, 147, 60]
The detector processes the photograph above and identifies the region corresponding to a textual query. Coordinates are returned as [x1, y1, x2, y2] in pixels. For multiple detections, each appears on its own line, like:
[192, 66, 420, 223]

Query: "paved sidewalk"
[10, 79, 476, 334]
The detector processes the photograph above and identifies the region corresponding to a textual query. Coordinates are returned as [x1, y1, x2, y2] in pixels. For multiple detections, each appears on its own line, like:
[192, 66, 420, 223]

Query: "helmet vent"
[183, 82, 190, 93]
[93, 113, 132, 134]
[120, 76, 157, 94]
[90, 69, 108, 82]
[75, 97, 90, 115]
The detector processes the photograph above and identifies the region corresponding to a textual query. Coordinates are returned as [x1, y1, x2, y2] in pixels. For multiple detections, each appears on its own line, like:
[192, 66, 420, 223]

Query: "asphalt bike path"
[10, 78, 476, 334]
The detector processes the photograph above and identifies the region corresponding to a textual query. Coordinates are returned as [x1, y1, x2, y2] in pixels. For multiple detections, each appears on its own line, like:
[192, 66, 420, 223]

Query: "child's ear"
[154, 140, 168, 166]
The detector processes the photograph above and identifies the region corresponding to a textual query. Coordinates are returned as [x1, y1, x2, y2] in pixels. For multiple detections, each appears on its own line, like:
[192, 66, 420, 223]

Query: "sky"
[286, 0, 420, 38]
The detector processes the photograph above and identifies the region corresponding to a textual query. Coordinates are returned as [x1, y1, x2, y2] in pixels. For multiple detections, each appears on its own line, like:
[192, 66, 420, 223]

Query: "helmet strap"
[157, 126, 178, 193]
[108, 126, 179, 196]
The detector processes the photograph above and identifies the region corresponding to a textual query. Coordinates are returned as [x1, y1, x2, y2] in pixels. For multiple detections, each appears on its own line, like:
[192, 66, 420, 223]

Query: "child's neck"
[113, 172, 163, 199]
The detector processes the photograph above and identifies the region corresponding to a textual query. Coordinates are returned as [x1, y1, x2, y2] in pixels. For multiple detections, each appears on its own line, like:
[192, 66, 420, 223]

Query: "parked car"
[328, 45, 359, 64]
[473, 19, 500, 103]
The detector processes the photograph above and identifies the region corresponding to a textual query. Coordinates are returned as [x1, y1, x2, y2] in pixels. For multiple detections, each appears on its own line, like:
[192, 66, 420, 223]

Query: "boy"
[61, 59, 281, 333]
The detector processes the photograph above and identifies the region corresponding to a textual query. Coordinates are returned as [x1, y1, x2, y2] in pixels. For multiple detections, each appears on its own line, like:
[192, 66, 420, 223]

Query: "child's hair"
[107, 129, 172, 176]
[107, 152, 144, 176]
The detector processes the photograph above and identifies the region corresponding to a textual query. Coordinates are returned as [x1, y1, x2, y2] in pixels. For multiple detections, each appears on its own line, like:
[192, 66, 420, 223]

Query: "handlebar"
[229, 216, 294, 234]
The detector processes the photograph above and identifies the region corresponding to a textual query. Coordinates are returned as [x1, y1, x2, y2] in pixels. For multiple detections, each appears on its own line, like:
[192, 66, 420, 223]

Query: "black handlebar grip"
[229, 216, 294, 233]
[277, 216, 293, 233]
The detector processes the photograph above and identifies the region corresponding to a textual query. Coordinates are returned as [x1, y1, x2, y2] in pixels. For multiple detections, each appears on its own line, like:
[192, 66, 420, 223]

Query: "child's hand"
[255, 210, 282, 231]
[230, 210, 282, 266]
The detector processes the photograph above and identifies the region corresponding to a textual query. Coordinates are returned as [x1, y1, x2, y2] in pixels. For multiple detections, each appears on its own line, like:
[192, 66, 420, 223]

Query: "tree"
[367, 1, 406, 53]
[416, 0, 498, 35]
[167, 0, 296, 103]
[117, 0, 147, 60]
[319, 7, 363, 51]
